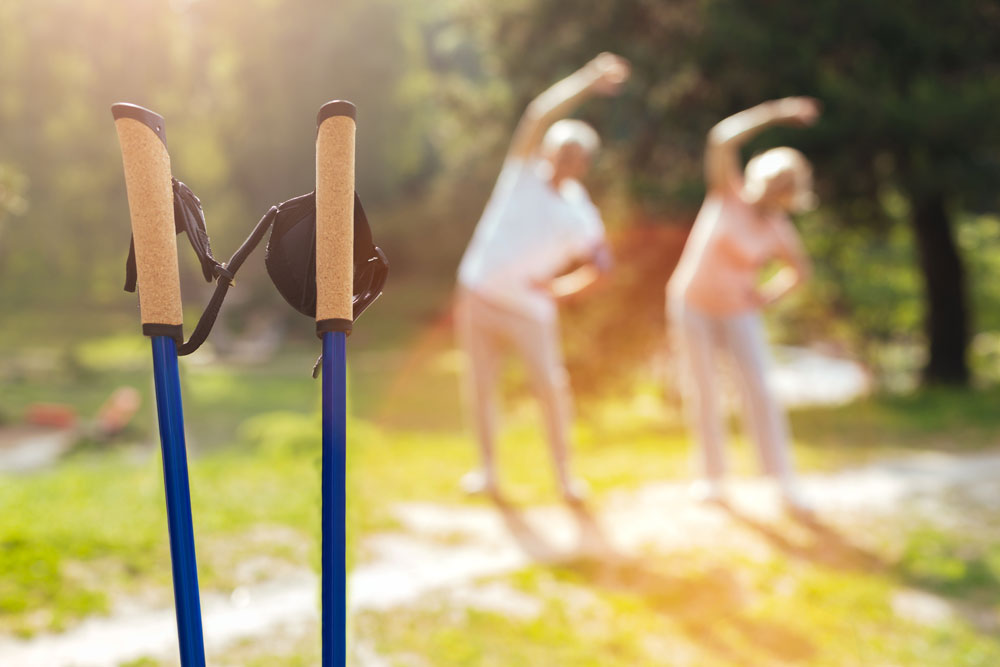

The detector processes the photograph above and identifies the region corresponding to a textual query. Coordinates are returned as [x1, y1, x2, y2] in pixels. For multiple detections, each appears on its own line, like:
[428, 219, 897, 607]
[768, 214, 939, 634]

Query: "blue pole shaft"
[322, 331, 348, 666]
[150, 336, 206, 667]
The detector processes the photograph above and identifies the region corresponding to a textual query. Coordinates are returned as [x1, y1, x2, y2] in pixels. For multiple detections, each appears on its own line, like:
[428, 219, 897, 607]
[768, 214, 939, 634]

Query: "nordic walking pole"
[316, 100, 355, 666]
[112, 103, 207, 667]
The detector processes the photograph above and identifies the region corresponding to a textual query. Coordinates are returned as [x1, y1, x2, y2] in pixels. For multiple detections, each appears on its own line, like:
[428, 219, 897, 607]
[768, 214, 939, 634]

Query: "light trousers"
[669, 296, 795, 481]
[455, 288, 572, 487]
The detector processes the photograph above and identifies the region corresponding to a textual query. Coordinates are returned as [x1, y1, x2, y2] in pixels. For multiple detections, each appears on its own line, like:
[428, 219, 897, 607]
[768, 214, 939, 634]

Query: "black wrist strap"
[175, 206, 278, 355]
[124, 178, 243, 356]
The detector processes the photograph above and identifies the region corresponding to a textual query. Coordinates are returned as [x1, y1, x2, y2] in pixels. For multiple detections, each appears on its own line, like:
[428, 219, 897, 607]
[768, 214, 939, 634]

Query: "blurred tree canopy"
[465, 0, 1000, 386]
[2, 0, 1000, 390]
[0, 164, 27, 230]
[0, 0, 441, 311]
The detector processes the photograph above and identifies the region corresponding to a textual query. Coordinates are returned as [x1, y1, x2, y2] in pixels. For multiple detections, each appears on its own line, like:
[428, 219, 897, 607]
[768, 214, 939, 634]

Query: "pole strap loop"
[123, 180, 388, 360]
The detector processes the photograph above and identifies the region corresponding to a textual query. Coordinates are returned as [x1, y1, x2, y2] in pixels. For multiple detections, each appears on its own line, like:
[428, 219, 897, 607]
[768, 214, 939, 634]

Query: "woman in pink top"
[667, 97, 820, 512]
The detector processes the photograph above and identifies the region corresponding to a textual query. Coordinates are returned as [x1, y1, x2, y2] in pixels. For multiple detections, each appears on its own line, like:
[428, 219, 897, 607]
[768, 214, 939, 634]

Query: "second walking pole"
[316, 100, 356, 666]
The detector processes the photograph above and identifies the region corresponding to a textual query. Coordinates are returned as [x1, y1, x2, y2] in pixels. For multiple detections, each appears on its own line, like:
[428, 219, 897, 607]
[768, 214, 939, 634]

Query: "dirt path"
[1, 448, 994, 666]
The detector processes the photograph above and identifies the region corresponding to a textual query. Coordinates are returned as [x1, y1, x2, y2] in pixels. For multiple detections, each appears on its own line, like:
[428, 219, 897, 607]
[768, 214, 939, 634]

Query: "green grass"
[792, 385, 1000, 454]
[0, 445, 319, 636]
[356, 557, 1000, 667]
[3, 332, 1000, 662]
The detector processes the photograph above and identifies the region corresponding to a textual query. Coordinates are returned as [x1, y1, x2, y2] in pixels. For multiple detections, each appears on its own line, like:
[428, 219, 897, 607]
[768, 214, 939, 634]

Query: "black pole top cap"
[317, 100, 357, 127]
[111, 103, 167, 146]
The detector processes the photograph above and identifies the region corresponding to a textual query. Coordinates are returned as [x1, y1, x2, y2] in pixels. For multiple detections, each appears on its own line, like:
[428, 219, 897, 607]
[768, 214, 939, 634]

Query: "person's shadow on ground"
[723, 501, 1000, 636]
[490, 497, 615, 562]
[490, 498, 817, 664]
[722, 503, 888, 574]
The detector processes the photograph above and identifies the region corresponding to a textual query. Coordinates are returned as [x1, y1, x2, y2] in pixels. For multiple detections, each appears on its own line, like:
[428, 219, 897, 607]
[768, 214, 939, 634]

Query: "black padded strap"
[124, 238, 137, 292]
[124, 178, 223, 293]
[350, 196, 388, 322]
[172, 179, 220, 282]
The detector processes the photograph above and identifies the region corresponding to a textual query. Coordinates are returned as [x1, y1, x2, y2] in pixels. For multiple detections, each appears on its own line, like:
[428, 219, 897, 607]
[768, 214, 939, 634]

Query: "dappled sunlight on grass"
[5, 333, 1000, 661]
[356, 510, 1000, 666]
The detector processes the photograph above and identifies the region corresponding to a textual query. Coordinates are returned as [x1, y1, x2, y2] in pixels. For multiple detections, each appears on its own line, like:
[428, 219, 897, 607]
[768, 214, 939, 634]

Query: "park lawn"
[354, 538, 1000, 667]
[2, 334, 1000, 660]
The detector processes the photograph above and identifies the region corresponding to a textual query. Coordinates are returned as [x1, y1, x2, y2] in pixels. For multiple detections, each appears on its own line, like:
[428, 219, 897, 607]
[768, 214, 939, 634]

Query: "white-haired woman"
[667, 97, 820, 512]
[456, 53, 630, 501]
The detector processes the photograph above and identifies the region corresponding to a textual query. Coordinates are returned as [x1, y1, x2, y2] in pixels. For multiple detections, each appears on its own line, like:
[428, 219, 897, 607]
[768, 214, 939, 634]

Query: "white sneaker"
[460, 470, 499, 497]
[561, 478, 590, 504]
[779, 481, 814, 517]
[690, 479, 725, 505]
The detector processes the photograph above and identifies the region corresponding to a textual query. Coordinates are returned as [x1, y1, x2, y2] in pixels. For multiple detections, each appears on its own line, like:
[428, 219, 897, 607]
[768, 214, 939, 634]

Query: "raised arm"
[705, 97, 820, 195]
[507, 53, 630, 160]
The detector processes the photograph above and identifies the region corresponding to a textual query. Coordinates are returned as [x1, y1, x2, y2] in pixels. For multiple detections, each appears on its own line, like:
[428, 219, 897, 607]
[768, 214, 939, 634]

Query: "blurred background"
[3, 0, 1000, 664]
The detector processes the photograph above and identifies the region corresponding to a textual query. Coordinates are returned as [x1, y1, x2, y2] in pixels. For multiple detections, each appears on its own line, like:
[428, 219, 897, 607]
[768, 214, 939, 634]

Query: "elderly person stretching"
[456, 53, 630, 502]
[668, 97, 820, 512]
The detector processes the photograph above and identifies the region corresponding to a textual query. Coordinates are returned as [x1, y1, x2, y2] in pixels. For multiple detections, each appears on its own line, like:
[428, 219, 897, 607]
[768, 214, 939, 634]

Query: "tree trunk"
[909, 192, 970, 385]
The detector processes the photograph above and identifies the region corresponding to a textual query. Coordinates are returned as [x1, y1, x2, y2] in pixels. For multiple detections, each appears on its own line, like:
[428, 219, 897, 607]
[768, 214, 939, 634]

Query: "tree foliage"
[460, 0, 1000, 386]
[2, 0, 1000, 389]
[0, 0, 439, 310]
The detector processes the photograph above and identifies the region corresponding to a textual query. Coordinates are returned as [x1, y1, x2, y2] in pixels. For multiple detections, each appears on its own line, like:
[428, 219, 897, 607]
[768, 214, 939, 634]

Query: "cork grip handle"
[112, 103, 183, 335]
[315, 100, 357, 334]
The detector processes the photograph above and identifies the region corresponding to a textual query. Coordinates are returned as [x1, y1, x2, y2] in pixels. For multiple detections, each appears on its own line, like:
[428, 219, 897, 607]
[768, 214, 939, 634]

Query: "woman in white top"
[456, 53, 630, 502]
